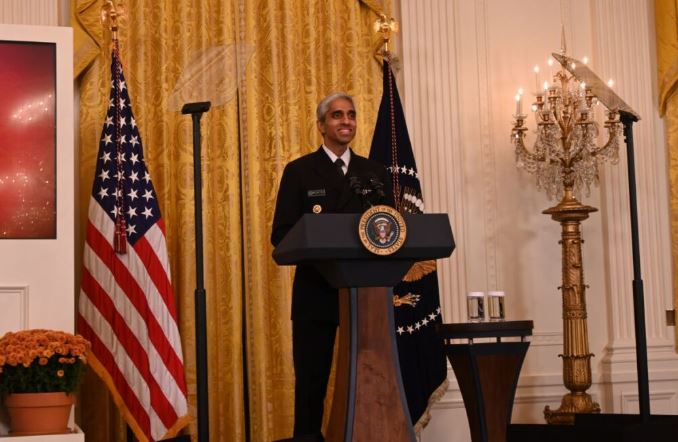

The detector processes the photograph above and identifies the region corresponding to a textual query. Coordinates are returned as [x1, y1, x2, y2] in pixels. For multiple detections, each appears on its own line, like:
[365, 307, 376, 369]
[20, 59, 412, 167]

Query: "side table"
[436, 320, 533, 442]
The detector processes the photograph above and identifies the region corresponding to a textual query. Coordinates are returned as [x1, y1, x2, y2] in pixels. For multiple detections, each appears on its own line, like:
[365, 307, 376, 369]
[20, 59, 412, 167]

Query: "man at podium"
[271, 92, 393, 442]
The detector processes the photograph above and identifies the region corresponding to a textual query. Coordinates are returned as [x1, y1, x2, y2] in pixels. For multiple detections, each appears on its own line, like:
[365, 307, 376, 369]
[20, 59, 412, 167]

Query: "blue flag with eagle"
[369, 59, 448, 430]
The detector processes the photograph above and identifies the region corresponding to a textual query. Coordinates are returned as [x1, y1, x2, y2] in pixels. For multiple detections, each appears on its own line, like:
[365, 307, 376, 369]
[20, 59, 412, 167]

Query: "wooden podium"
[274, 213, 454, 442]
[437, 321, 533, 442]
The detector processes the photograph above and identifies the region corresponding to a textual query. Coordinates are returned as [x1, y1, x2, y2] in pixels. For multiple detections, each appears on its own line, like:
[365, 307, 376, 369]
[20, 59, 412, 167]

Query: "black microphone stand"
[619, 111, 650, 422]
[182, 101, 211, 442]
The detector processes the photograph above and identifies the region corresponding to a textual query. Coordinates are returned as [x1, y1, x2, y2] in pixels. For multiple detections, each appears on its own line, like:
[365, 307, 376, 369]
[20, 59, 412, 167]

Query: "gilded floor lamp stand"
[543, 192, 601, 424]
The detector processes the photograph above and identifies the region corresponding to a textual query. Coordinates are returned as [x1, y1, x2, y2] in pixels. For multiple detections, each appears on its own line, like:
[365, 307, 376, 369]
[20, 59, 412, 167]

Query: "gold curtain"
[656, 0, 678, 350]
[73, 0, 389, 440]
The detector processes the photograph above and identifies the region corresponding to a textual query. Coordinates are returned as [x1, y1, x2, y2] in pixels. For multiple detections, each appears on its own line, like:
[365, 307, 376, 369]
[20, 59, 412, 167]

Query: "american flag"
[77, 46, 190, 442]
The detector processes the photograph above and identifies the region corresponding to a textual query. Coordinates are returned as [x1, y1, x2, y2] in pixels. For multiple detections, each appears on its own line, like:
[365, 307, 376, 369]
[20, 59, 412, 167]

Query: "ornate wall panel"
[593, 0, 673, 346]
[0, 0, 58, 25]
[400, 0, 468, 323]
[399, 0, 677, 440]
[0, 286, 29, 336]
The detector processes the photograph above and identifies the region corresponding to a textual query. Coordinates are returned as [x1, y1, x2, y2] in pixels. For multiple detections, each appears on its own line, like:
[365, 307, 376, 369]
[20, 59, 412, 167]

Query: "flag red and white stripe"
[77, 44, 189, 442]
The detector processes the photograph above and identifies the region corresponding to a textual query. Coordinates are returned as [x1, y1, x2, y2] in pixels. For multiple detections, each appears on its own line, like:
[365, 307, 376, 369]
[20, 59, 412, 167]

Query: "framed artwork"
[0, 24, 74, 435]
[0, 40, 56, 238]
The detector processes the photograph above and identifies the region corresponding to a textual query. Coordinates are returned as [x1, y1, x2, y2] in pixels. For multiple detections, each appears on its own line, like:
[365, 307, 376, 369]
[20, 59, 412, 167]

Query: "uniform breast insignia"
[312, 204, 322, 214]
[358, 205, 406, 255]
[307, 189, 326, 197]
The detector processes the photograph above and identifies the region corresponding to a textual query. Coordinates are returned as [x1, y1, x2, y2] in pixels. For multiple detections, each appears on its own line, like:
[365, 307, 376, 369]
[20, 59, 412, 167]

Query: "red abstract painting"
[0, 42, 56, 238]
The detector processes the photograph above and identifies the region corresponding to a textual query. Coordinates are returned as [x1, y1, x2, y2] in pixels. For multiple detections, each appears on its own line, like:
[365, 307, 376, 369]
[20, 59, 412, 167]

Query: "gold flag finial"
[101, 1, 125, 42]
[373, 14, 399, 56]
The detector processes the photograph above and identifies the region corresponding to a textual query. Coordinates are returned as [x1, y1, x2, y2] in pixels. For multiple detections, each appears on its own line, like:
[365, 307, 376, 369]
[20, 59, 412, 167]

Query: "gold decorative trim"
[413, 378, 449, 434]
[392, 293, 420, 307]
[402, 259, 436, 282]
[100, 1, 125, 42]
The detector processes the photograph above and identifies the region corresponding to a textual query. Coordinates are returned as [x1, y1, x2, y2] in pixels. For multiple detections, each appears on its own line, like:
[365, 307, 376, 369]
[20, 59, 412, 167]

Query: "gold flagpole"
[374, 13, 400, 57]
[101, 1, 125, 43]
[373, 13, 399, 60]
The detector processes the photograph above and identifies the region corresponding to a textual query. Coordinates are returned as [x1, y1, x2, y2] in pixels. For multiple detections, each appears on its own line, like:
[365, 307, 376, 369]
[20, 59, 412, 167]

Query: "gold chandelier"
[512, 60, 621, 199]
[510, 47, 622, 424]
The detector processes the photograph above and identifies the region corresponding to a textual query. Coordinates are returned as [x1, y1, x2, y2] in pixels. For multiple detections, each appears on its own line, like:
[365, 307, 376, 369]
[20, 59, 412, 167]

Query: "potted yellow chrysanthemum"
[0, 329, 90, 435]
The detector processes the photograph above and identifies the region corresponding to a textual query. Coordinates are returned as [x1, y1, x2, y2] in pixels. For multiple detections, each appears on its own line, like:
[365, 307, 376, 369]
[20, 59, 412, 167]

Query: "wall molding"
[621, 389, 678, 413]
[445, 363, 678, 392]
[530, 330, 563, 347]
[0, 285, 29, 334]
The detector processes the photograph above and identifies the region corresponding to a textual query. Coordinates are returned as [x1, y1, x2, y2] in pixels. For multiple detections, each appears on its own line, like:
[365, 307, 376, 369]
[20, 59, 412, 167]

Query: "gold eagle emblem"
[393, 293, 421, 307]
[402, 260, 436, 282]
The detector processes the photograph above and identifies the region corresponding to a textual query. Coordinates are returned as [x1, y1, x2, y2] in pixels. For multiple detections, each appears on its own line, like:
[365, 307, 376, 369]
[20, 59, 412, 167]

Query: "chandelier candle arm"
[512, 63, 621, 199]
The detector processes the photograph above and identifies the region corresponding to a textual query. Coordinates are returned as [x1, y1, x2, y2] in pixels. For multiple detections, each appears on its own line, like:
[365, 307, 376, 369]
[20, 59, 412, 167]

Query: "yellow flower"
[56, 370, 64, 377]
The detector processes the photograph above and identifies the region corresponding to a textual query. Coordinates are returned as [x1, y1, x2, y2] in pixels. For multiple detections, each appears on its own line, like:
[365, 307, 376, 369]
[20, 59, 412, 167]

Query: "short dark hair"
[316, 92, 355, 122]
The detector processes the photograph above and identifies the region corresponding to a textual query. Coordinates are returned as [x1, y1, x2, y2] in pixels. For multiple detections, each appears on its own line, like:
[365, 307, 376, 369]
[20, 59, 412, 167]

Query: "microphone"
[366, 174, 386, 204]
[368, 176, 385, 198]
[349, 176, 364, 195]
[348, 175, 371, 210]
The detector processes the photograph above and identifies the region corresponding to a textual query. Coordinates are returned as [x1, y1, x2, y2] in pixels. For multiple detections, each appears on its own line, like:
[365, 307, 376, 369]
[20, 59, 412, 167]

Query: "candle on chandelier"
[582, 56, 589, 65]
[607, 78, 614, 88]
[547, 58, 554, 82]
[543, 80, 549, 92]
[515, 93, 522, 115]
[533, 65, 540, 92]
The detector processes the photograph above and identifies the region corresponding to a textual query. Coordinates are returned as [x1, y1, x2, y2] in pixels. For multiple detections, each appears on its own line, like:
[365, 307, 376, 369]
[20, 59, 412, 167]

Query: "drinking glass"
[488, 290, 505, 321]
[467, 291, 485, 322]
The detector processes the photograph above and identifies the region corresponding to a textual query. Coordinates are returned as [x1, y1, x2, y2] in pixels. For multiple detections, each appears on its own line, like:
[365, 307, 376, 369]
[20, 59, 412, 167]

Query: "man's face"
[317, 98, 357, 151]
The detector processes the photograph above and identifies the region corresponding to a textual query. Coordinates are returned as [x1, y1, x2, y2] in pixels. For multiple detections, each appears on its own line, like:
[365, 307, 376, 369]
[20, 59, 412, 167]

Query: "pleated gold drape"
[656, 0, 678, 350]
[73, 0, 389, 440]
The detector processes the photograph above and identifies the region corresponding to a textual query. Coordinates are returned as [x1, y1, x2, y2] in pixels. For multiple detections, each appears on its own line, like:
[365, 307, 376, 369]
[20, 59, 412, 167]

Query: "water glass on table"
[466, 291, 485, 322]
[488, 290, 505, 321]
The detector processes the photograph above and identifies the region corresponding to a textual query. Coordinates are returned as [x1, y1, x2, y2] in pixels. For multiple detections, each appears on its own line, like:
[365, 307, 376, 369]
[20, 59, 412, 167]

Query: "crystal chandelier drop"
[511, 57, 622, 200]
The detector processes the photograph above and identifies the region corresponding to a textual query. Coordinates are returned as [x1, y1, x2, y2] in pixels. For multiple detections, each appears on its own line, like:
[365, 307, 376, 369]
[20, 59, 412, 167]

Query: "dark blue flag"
[369, 59, 448, 430]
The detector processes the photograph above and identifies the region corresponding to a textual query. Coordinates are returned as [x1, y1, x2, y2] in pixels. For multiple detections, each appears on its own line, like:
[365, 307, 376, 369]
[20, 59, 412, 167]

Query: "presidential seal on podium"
[358, 205, 406, 255]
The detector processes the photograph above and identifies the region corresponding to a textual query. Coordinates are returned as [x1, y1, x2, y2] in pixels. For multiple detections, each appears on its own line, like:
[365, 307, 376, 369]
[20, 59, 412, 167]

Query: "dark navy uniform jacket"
[271, 147, 393, 323]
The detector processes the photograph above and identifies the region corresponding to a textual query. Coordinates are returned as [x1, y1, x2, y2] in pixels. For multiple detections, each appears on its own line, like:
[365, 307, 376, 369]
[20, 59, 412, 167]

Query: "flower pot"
[4, 392, 74, 435]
